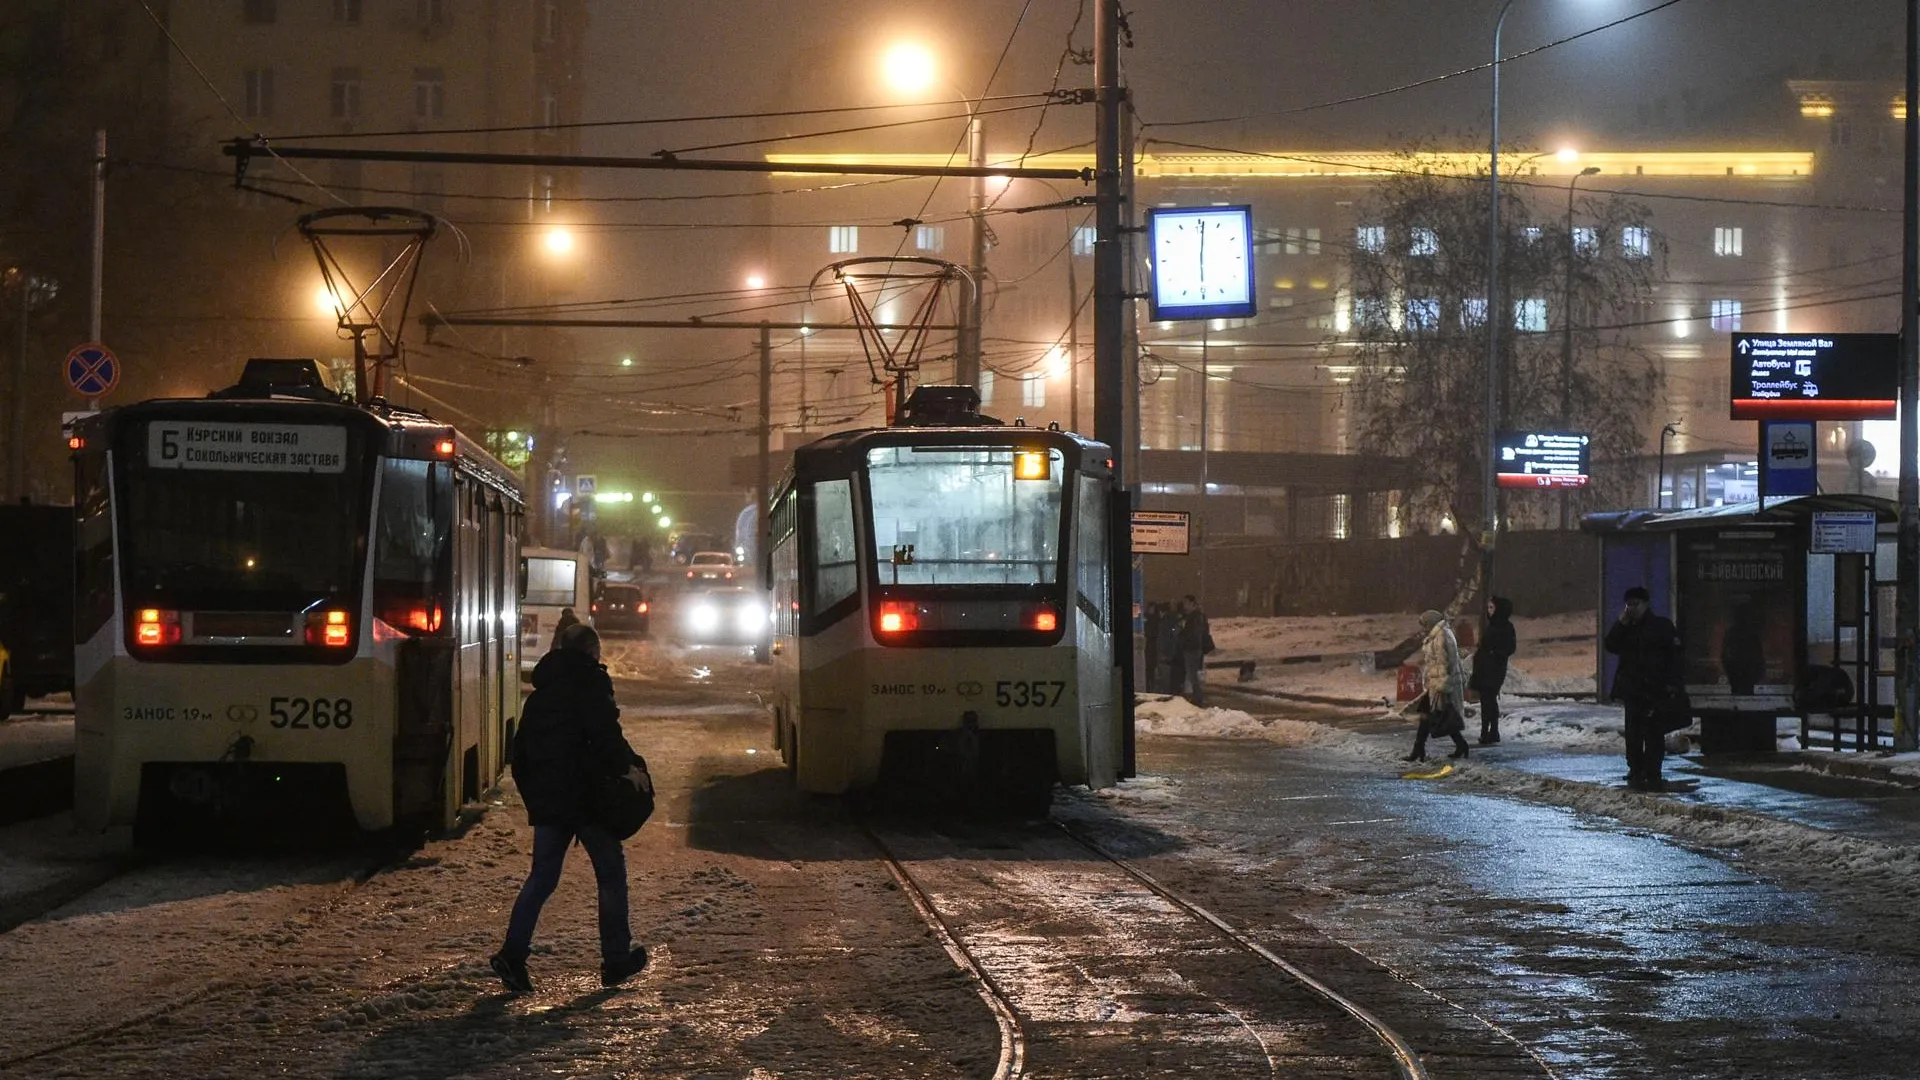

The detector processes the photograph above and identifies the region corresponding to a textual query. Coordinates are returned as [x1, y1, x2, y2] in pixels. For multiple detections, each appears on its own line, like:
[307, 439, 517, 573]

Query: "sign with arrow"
[1730, 332, 1896, 420]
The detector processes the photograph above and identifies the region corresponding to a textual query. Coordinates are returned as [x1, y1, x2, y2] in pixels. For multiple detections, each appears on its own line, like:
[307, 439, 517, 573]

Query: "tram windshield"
[118, 419, 370, 608]
[865, 445, 1063, 586]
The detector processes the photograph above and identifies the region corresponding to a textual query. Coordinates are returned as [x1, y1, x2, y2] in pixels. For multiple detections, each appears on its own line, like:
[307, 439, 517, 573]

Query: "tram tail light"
[435, 438, 456, 457]
[134, 608, 182, 647]
[637, 601, 649, 614]
[306, 609, 353, 647]
[1030, 605, 1059, 632]
[876, 600, 919, 634]
[405, 606, 441, 633]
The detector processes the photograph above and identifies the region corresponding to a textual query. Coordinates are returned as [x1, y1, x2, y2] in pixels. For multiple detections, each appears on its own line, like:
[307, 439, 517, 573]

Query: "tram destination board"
[1495, 430, 1590, 488]
[1729, 332, 1897, 420]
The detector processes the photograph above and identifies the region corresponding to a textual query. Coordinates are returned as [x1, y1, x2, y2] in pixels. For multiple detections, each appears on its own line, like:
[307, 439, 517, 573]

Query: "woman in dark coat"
[491, 624, 649, 993]
[1470, 596, 1517, 745]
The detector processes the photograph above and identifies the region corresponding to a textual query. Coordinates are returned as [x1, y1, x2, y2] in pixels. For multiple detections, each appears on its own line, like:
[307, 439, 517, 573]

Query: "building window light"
[1714, 226, 1744, 257]
[829, 225, 858, 254]
[1710, 298, 1743, 332]
[1622, 225, 1651, 259]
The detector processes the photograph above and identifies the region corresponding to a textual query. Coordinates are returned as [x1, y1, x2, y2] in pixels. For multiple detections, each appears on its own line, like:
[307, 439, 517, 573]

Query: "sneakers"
[490, 951, 533, 994]
[601, 945, 650, 988]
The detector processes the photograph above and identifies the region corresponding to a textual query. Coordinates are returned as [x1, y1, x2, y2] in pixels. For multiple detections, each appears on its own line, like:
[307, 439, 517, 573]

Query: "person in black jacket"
[490, 624, 649, 993]
[1603, 585, 1685, 792]
[1470, 596, 1517, 745]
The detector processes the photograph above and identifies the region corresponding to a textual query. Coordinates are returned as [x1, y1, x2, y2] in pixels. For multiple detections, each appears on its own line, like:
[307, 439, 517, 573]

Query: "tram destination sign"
[146, 421, 348, 473]
[1495, 430, 1590, 488]
[1729, 332, 1898, 420]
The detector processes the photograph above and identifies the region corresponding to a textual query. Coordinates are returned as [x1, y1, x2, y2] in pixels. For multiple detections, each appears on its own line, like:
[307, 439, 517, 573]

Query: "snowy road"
[3, 638, 1918, 1078]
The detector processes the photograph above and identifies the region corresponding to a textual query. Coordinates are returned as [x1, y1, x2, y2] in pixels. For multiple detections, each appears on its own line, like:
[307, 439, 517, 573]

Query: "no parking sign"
[64, 342, 120, 400]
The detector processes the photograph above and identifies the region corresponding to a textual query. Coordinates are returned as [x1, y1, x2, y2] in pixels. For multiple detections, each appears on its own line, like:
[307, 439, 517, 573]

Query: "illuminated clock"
[1146, 205, 1257, 321]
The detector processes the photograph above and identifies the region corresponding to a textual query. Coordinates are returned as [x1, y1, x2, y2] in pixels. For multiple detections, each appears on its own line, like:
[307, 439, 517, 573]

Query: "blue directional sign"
[64, 342, 120, 399]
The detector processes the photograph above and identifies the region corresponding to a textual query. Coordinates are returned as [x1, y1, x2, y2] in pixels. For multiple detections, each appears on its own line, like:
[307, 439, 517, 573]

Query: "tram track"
[860, 816, 1438, 1079]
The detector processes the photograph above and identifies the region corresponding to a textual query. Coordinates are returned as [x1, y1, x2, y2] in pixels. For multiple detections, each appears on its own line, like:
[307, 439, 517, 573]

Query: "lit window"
[1305, 227, 1321, 254]
[1572, 226, 1597, 255]
[1284, 227, 1302, 255]
[243, 68, 274, 118]
[978, 369, 995, 403]
[1355, 225, 1385, 253]
[1710, 298, 1743, 331]
[915, 225, 945, 252]
[1521, 226, 1542, 245]
[829, 225, 859, 254]
[1514, 297, 1548, 332]
[1623, 225, 1651, 259]
[1410, 227, 1438, 256]
[1460, 298, 1488, 327]
[1072, 225, 1096, 256]
[1405, 297, 1440, 331]
[413, 68, 445, 121]
[1353, 295, 1389, 330]
[1329, 493, 1351, 540]
[538, 83, 558, 131]
[329, 67, 361, 120]
[1714, 226, 1744, 257]
[1022, 375, 1046, 407]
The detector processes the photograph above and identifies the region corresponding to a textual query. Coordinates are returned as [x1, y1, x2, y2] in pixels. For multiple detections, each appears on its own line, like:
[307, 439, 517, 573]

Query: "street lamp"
[1658, 422, 1680, 508]
[1560, 166, 1601, 419]
[881, 41, 986, 387]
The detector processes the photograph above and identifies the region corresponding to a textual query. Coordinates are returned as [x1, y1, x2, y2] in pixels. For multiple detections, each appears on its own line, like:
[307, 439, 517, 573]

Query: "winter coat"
[1177, 607, 1210, 654]
[511, 647, 641, 828]
[1470, 597, 1517, 692]
[1420, 619, 1467, 712]
[1604, 611, 1684, 704]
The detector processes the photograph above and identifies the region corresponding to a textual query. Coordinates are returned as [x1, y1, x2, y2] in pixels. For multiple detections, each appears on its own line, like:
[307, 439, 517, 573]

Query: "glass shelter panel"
[865, 446, 1064, 586]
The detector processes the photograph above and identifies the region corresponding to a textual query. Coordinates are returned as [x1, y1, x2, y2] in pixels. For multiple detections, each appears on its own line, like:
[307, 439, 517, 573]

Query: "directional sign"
[64, 342, 120, 399]
[1495, 430, 1590, 489]
[574, 474, 597, 497]
[1730, 332, 1897, 420]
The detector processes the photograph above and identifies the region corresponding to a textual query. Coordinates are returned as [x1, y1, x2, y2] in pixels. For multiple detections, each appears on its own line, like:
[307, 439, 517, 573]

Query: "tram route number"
[268, 696, 355, 730]
[996, 680, 1065, 708]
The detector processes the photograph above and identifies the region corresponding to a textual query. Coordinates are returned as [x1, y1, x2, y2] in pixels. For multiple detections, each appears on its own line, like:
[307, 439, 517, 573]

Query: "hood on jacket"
[1419, 609, 1444, 629]
[1489, 596, 1513, 621]
[530, 645, 604, 689]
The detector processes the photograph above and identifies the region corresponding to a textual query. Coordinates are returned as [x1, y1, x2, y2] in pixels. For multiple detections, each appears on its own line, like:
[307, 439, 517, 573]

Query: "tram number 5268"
[269, 696, 356, 729]
[996, 680, 1065, 708]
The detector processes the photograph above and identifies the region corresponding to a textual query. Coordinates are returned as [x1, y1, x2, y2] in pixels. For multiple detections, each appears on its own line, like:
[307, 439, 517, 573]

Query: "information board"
[145, 421, 348, 473]
[1495, 430, 1590, 488]
[1730, 332, 1898, 419]
[1811, 511, 1877, 554]
[1131, 510, 1191, 555]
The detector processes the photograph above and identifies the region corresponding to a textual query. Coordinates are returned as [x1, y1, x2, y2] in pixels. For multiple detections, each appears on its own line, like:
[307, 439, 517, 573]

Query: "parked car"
[593, 583, 651, 636]
[685, 551, 737, 583]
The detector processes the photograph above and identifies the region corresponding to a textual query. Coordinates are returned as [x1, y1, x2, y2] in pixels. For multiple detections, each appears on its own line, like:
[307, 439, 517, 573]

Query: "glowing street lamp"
[542, 226, 575, 257]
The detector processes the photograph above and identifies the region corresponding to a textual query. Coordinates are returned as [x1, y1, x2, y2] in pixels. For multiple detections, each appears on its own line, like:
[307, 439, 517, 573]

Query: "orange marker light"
[68, 436, 84, 450]
[1032, 608, 1058, 632]
[876, 600, 918, 634]
[135, 608, 182, 646]
[435, 438, 456, 456]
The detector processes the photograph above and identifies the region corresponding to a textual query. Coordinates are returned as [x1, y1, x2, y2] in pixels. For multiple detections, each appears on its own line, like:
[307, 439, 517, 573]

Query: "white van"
[520, 546, 593, 675]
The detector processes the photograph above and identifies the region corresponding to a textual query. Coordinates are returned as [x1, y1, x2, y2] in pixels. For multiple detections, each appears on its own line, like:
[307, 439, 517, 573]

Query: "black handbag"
[588, 758, 654, 840]
[1653, 689, 1693, 734]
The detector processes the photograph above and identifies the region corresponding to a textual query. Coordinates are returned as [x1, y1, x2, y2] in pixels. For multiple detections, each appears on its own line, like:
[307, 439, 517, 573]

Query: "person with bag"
[1604, 585, 1686, 792]
[1176, 594, 1211, 707]
[1406, 609, 1471, 762]
[491, 623, 651, 993]
[1470, 596, 1517, 745]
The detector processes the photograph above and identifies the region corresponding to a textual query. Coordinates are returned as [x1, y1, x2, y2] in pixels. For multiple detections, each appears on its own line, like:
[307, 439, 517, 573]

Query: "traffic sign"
[575, 475, 598, 497]
[64, 342, 120, 399]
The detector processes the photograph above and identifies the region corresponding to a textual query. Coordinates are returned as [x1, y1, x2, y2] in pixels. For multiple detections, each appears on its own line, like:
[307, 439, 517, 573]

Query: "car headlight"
[737, 603, 764, 634]
[689, 603, 720, 633]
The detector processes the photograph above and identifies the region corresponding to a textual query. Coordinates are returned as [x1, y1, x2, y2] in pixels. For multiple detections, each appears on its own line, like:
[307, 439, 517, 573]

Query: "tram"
[765, 385, 1131, 811]
[70, 359, 524, 839]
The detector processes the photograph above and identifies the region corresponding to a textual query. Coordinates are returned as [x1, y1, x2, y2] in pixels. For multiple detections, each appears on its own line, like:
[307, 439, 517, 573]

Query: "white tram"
[70, 359, 524, 839]
[766, 386, 1133, 811]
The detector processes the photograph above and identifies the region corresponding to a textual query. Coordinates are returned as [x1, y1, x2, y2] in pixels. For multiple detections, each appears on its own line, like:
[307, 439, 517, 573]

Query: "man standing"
[1604, 585, 1685, 791]
[492, 623, 650, 993]
[1177, 594, 1210, 707]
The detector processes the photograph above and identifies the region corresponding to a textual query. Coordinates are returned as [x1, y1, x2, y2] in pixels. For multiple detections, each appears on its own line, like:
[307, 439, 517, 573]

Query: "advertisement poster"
[1676, 529, 1797, 694]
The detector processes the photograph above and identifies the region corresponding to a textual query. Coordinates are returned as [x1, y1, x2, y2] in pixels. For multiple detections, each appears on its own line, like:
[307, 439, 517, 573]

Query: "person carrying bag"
[1405, 610, 1472, 762]
[491, 623, 651, 993]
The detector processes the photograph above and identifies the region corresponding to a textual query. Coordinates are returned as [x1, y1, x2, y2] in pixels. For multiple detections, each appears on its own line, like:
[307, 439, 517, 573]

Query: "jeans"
[503, 823, 631, 964]
[1181, 649, 1206, 706]
[1622, 699, 1665, 781]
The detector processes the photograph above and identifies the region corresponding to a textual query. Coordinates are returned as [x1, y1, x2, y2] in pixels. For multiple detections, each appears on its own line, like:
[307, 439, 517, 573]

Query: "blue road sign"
[64, 342, 120, 399]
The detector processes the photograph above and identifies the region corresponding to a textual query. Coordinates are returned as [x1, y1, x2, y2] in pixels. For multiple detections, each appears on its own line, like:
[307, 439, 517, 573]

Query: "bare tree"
[1342, 148, 1666, 615]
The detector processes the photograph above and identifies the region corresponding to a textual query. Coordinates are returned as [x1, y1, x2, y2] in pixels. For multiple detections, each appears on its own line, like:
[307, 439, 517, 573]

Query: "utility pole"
[1897, 0, 1919, 753]
[1067, 249, 1081, 434]
[91, 130, 106, 347]
[957, 116, 986, 387]
[757, 324, 772, 577]
[8, 283, 26, 501]
[1094, 0, 1134, 776]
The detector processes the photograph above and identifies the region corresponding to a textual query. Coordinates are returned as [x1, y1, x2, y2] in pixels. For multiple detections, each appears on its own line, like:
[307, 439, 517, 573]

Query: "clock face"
[1148, 207, 1256, 321]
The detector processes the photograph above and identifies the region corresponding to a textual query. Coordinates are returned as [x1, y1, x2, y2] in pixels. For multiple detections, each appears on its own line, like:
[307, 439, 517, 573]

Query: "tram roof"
[783, 423, 1114, 482]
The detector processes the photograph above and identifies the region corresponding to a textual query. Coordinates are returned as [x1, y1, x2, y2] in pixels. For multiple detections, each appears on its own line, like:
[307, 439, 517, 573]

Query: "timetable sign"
[1730, 332, 1898, 420]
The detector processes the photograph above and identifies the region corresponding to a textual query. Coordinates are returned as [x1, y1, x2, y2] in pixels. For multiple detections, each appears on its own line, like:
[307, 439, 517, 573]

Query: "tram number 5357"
[269, 696, 355, 729]
[996, 680, 1065, 708]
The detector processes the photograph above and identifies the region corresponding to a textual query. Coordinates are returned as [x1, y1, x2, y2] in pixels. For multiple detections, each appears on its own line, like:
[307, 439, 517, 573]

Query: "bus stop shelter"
[1581, 494, 1897, 754]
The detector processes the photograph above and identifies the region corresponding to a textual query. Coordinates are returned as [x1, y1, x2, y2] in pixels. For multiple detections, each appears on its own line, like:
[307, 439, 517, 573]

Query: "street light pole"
[1658, 423, 1679, 509]
[1484, 0, 1518, 593]
[1559, 166, 1598, 530]
[958, 112, 986, 388]
[1897, 0, 1920, 752]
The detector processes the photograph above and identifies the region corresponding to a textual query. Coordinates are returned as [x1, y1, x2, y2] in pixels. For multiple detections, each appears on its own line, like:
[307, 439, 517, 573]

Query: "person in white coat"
[1406, 609, 1471, 762]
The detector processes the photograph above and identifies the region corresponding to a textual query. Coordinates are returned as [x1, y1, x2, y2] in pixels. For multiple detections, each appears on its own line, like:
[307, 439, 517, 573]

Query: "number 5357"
[995, 680, 1064, 707]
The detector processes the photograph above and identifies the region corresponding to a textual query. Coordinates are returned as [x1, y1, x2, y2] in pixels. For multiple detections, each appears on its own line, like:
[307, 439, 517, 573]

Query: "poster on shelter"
[1675, 529, 1796, 695]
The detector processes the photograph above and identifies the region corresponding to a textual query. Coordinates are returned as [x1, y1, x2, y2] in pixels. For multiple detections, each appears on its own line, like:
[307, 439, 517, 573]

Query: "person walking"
[1471, 596, 1517, 745]
[491, 623, 650, 993]
[1603, 585, 1685, 792]
[1406, 609, 1471, 762]
[1176, 594, 1210, 707]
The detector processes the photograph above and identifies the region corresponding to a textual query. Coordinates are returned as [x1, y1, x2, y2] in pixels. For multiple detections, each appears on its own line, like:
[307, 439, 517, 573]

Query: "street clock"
[1146, 205, 1257, 322]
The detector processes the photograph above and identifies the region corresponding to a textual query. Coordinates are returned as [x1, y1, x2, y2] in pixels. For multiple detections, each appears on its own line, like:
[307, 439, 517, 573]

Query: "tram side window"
[74, 451, 115, 640]
[1074, 474, 1107, 628]
[372, 459, 452, 633]
[808, 479, 859, 613]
